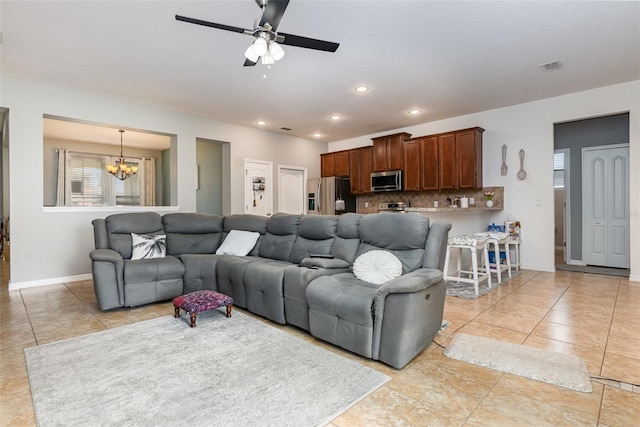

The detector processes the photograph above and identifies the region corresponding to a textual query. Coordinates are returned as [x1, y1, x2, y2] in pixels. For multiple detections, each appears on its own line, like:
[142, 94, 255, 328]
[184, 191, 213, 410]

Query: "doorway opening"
[553, 113, 630, 277]
[0, 108, 10, 283]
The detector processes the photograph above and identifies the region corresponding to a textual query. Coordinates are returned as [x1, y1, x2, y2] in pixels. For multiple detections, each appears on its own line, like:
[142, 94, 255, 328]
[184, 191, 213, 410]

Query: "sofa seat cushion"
[215, 255, 263, 307]
[124, 256, 185, 282]
[283, 263, 351, 331]
[123, 256, 185, 307]
[243, 259, 292, 324]
[179, 254, 225, 294]
[306, 273, 378, 358]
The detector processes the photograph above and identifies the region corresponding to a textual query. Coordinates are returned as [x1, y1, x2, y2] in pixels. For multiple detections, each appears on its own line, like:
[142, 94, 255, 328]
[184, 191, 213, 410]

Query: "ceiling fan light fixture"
[261, 49, 275, 65]
[244, 45, 260, 63]
[269, 41, 285, 61]
[252, 36, 268, 56]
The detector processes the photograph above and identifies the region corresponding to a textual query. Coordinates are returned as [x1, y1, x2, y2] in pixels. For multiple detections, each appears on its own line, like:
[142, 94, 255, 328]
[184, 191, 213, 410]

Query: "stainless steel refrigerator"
[307, 177, 356, 215]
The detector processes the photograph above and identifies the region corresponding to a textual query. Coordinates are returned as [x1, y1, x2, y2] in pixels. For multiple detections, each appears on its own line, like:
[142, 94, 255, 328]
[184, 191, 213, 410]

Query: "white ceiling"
[2, 1, 639, 143]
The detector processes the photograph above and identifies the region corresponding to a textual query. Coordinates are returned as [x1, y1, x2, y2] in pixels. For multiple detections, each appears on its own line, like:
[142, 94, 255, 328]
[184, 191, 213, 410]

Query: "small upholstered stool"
[443, 234, 492, 296]
[173, 290, 233, 327]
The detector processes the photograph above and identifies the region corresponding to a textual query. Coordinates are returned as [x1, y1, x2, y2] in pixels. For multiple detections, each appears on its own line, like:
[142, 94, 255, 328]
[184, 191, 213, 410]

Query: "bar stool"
[443, 235, 492, 296]
[475, 232, 512, 283]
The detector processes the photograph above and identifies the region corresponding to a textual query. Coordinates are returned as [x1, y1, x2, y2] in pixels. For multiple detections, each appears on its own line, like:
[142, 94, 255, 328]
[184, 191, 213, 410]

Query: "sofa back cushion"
[105, 212, 164, 259]
[289, 215, 338, 264]
[330, 213, 363, 265]
[258, 213, 301, 261]
[356, 213, 430, 273]
[162, 213, 225, 256]
[222, 214, 269, 256]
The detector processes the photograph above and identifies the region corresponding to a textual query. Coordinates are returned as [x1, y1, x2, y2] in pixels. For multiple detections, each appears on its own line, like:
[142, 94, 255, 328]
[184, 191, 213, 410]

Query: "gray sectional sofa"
[90, 211, 451, 368]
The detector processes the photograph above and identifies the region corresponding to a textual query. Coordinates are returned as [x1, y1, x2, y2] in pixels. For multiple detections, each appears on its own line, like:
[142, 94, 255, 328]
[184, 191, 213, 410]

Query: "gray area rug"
[443, 333, 593, 393]
[556, 263, 629, 277]
[25, 310, 390, 426]
[446, 271, 520, 299]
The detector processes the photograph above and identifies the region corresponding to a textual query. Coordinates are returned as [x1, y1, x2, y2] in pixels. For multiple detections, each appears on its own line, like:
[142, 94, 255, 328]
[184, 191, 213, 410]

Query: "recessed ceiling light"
[256, 120, 267, 126]
[313, 132, 323, 138]
[354, 85, 369, 93]
[330, 114, 343, 120]
[408, 109, 421, 115]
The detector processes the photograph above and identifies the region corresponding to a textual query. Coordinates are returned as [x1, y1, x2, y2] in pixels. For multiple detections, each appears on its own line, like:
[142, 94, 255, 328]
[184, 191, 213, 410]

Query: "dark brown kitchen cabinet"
[320, 153, 335, 177]
[360, 146, 373, 193]
[403, 139, 420, 191]
[438, 133, 457, 189]
[419, 136, 439, 190]
[438, 127, 483, 190]
[456, 127, 483, 189]
[405, 136, 439, 191]
[321, 150, 349, 177]
[334, 151, 349, 177]
[372, 132, 411, 172]
[348, 149, 362, 193]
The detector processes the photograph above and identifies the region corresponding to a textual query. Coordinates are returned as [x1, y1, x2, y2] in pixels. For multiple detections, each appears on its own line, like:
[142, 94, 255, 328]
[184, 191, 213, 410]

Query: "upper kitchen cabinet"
[348, 149, 362, 193]
[349, 147, 374, 194]
[320, 153, 334, 177]
[438, 133, 457, 190]
[372, 132, 411, 172]
[404, 139, 420, 191]
[419, 136, 439, 190]
[321, 150, 349, 177]
[438, 127, 484, 190]
[405, 136, 439, 191]
[334, 151, 349, 177]
[360, 146, 373, 194]
[456, 127, 484, 189]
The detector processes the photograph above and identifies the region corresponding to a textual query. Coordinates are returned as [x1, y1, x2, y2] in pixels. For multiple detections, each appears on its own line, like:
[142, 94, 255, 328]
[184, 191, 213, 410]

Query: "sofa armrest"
[299, 257, 350, 269]
[371, 268, 446, 367]
[89, 249, 125, 310]
[375, 268, 443, 296]
[90, 248, 124, 264]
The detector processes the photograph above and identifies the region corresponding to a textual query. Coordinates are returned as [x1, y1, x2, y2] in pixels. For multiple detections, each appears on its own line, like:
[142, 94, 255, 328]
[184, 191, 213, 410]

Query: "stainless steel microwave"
[371, 170, 402, 192]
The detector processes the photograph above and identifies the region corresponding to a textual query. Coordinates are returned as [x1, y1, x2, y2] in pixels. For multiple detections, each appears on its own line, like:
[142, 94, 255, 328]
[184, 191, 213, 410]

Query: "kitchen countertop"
[404, 206, 503, 213]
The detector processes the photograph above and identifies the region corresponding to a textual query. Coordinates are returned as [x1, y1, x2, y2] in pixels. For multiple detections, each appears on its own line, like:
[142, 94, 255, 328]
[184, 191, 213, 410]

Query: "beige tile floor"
[1, 248, 640, 426]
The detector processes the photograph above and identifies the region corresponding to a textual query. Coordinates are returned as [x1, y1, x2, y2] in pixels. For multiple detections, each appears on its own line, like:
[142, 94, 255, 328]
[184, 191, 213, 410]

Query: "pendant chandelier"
[106, 130, 138, 180]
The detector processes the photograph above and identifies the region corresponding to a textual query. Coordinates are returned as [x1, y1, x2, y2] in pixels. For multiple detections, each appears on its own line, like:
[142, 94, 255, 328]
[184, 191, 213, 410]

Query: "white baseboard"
[629, 274, 640, 283]
[8, 274, 92, 291]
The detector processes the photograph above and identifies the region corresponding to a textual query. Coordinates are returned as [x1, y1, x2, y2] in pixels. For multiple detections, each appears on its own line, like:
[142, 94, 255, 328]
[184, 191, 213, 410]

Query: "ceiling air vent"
[540, 60, 562, 71]
[280, 127, 292, 131]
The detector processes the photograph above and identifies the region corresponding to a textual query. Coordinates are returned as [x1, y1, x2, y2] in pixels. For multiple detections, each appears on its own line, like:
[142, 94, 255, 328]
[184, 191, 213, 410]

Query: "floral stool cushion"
[173, 290, 233, 327]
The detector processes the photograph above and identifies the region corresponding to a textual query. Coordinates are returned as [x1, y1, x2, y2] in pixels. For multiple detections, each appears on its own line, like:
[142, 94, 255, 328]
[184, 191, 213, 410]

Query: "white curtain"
[139, 157, 156, 206]
[55, 148, 66, 206]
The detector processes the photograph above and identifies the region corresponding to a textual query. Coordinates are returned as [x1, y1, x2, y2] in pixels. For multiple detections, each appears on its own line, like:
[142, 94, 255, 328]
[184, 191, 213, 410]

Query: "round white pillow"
[353, 250, 403, 285]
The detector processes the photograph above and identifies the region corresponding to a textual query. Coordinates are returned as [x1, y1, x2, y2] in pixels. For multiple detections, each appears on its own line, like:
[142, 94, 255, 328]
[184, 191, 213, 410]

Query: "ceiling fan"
[176, 0, 340, 67]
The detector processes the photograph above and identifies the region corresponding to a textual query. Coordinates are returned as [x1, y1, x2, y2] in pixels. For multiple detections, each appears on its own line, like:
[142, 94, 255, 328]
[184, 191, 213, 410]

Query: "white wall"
[1, 78, 326, 288]
[330, 81, 640, 280]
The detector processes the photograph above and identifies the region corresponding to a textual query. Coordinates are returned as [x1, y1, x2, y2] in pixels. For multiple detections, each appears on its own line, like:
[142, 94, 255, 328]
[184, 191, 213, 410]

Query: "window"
[66, 152, 142, 207]
[553, 152, 565, 188]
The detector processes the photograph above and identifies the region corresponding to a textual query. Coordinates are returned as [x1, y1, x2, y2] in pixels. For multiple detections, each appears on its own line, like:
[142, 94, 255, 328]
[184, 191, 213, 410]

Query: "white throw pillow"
[131, 233, 166, 260]
[216, 230, 260, 256]
[353, 250, 403, 285]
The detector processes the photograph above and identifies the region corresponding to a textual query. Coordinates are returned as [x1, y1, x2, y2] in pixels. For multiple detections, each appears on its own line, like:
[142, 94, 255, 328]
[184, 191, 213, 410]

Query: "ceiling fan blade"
[279, 33, 339, 52]
[259, 0, 290, 31]
[244, 58, 258, 67]
[175, 15, 250, 35]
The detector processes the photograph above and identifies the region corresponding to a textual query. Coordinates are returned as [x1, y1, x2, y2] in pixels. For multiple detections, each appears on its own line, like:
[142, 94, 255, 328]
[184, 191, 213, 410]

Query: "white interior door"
[244, 159, 273, 217]
[582, 145, 629, 268]
[278, 166, 306, 215]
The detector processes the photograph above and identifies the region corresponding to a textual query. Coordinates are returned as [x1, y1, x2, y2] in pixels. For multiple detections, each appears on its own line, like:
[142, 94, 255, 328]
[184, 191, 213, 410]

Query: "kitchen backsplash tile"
[357, 186, 504, 214]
